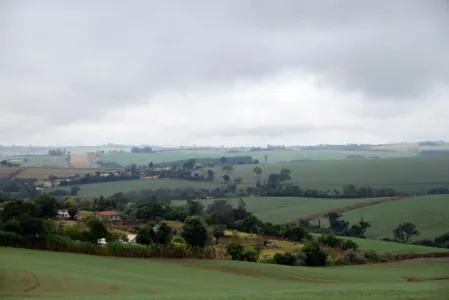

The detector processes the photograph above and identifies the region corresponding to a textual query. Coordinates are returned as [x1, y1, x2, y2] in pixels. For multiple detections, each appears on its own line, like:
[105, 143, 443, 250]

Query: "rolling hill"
[1, 247, 448, 300]
[321, 195, 449, 240]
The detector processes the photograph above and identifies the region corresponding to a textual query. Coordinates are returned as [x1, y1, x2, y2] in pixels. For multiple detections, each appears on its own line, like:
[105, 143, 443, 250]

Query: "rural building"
[57, 209, 70, 220]
[96, 210, 121, 222]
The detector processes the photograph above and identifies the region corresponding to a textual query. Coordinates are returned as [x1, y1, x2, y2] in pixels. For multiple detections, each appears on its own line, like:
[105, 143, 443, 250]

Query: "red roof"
[97, 210, 119, 216]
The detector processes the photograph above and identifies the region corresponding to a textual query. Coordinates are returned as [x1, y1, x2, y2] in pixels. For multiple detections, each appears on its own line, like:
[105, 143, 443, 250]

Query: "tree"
[154, 223, 172, 245]
[148, 162, 154, 169]
[35, 195, 58, 219]
[222, 174, 230, 184]
[226, 242, 245, 260]
[67, 206, 78, 220]
[279, 168, 291, 182]
[393, 222, 419, 243]
[181, 216, 208, 248]
[206, 170, 215, 181]
[136, 226, 154, 245]
[221, 165, 234, 174]
[70, 186, 81, 196]
[358, 218, 371, 237]
[252, 166, 262, 180]
[183, 159, 197, 171]
[219, 156, 227, 164]
[212, 225, 225, 244]
[185, 200, 204, 216]
[86, 219, 108, 245]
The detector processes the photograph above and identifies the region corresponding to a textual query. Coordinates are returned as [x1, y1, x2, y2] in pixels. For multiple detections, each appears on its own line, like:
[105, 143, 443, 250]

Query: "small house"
[96, 210, 121, 222]
[57, 209, 70, 220]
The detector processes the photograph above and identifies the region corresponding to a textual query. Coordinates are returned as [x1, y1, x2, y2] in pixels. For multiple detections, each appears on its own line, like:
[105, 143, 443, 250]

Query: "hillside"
[208, 157, 449, 193]
[16, 167, 112, 180]
[323, 195, 449, 240]
[175, 197, 394, 224]
[51, 179, 222, 197]
[98, 149, 413, 166]
[1, 248, 448, 300]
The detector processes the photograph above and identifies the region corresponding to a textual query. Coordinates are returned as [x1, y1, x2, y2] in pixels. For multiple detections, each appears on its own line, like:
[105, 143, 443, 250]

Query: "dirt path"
[299, 196, 411, 221]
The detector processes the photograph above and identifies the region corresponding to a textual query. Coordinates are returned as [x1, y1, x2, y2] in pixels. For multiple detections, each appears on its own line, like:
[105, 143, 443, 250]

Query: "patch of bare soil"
[404, 276, 449, 282]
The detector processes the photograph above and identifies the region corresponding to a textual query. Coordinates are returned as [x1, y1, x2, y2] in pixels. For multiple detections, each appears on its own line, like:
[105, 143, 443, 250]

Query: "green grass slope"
[210, 157, 449, 193]
[99, 149, 413, 166]
[1, 248, 448, 300]
[325, 195, 449, 240]
[175, 197, 390, 224]
[51, 179, 221, 197]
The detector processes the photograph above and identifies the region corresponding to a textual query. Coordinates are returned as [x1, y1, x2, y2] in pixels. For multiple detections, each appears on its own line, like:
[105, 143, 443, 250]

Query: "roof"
[97, 210, 119, 216]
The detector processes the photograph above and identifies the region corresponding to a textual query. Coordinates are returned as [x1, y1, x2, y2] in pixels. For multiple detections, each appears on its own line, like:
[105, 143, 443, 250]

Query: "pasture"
[208, 156, 449, 193]
[1, 155, 68, 167]
[15, 167, 112, 180]
[1, 247, 448, 300]
[51, 179, 222, 197]
[323, 195, 449, 240]
[175, 196, 393, 224]
[99, 149, 413, 166]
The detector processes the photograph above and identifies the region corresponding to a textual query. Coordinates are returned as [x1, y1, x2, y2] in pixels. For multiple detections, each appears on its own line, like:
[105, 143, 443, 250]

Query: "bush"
[273, 253, 297, 266]
[226, 242, 245, 260]
[0, 220, 23, 235]
[318, 234, 342, 247]
[258, 254, 275, 264]
[242, 250, 258, 262]
[181, 216, 208, 248]
[301, 241, 327, 266]
[364, 250, 380, 262]
[340, 239, 359, 250]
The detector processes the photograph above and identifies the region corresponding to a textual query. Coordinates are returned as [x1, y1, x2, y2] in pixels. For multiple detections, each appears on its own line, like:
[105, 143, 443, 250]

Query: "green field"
[2, 155, 68, 167]
[208, 157, 449, 193]
[99, 149, 413, 166]
[52, 179, 221, 197]
[320, 195, 449, 240]
[1, 248, 448, 300]
[175, 196, 392, 224]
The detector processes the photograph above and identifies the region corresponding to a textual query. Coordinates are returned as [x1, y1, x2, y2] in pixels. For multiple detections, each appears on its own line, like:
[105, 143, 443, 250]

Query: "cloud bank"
[1, 0, 448, 146]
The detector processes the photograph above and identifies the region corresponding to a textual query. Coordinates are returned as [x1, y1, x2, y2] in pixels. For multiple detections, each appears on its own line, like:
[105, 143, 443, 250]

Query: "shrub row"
[0, 231, 215, 259]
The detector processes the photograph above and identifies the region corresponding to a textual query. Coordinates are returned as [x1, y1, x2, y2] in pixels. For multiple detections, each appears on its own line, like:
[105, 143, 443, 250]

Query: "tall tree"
[393, 222, 419, 243]
[181, 216, 208, 248]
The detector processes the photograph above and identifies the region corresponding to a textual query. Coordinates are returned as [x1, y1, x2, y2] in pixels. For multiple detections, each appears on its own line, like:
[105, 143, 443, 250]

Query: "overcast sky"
[1, 0, 448, 146]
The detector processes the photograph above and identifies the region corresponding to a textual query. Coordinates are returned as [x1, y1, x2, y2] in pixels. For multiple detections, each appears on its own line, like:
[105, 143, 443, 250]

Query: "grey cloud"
[1, 0, 448, 133]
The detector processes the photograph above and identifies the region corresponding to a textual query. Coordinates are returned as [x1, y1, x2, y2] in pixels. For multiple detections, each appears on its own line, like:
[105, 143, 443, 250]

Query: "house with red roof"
[96, 210, 121, 222]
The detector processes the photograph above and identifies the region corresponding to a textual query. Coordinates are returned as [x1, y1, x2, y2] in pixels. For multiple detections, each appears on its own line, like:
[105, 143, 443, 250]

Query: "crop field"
[1, 155, 68, 167]
[207, 156, 449, 193]
[99, 149, 413, 166]
[321, 195, 449, 240]
[15, 167, 112, 180]
[51, 179, 222, 197]
[0, 167, 22, 180]
[1, 247, 448, 300]
[175, 197, 395, 224]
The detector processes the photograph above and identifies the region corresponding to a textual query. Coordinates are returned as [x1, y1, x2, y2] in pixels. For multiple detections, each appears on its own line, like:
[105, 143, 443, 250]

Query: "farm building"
[57, 209, 70, 220]
[96, 210, 121, 222]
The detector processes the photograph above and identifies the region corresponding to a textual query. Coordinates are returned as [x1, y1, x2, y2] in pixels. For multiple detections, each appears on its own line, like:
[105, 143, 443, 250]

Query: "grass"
[99, 149, 413, 166]
[15, 167, 112, 180]
[175, 197, 391, 224]
[320, 195, 449, 240]
[2, 155, 69, 167]
[0, 167, 22, 180]
[1, 247, 448, 300]
[208, 156, 449, 193]
[51, 179, 222, 197]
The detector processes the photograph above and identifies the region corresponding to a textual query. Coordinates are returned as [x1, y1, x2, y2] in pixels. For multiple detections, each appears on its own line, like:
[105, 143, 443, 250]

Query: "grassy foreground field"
[323, 195, 449, 240]
[99, 149, 413, 166]
[51, 179, 222, 197]
[1, 248, 448, 300]
[176, 197, 392, 224]
[209, 157, 449, 193]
